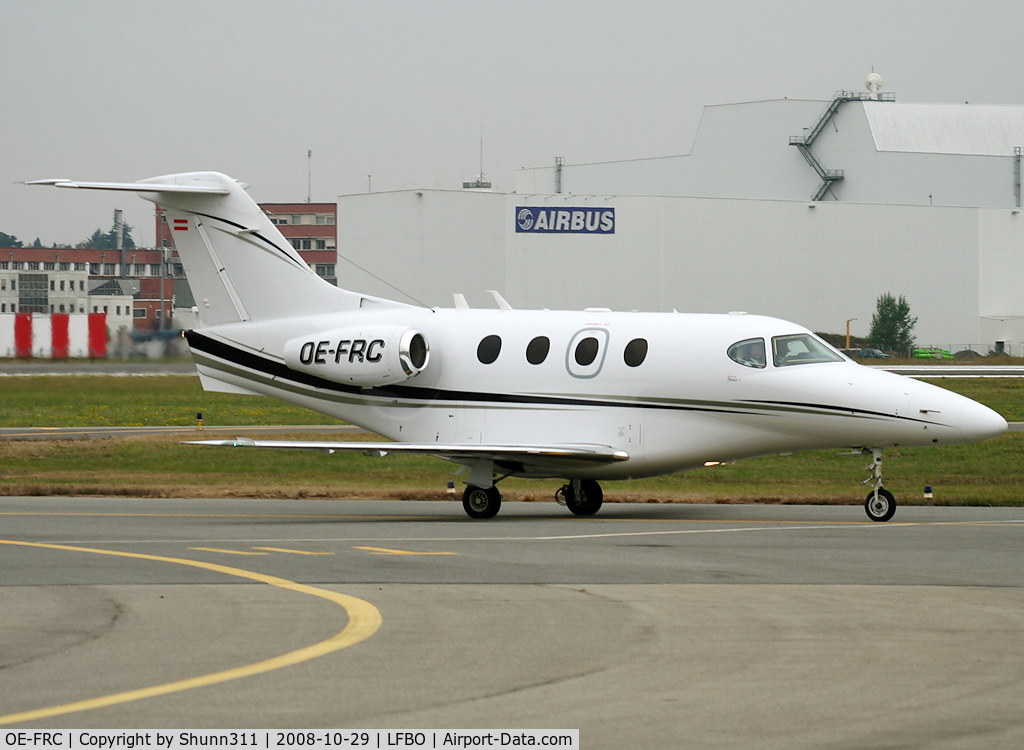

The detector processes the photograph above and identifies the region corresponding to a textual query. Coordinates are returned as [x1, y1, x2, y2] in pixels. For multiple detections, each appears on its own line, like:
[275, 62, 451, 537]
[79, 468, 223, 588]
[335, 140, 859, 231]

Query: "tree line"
[1, 213, 135, 250]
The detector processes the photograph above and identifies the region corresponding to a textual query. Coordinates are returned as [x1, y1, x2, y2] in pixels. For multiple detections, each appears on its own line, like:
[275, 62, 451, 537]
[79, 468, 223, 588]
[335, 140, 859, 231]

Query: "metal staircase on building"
[790, 90, 895, 201]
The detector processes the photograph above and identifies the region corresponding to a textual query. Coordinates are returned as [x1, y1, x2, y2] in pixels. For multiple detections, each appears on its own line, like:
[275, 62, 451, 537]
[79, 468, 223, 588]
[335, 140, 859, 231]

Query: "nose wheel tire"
[463, 485, 502, 519]
[865, 488, 896, 522]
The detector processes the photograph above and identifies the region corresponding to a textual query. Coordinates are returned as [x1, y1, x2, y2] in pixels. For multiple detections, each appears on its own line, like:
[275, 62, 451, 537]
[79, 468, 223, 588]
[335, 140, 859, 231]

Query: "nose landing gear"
[862, 448, 897, 522]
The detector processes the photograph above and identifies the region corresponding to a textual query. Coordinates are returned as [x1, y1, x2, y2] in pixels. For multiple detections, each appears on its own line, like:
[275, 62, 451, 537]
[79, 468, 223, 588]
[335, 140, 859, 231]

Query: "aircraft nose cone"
[959, 399, 1008, 441]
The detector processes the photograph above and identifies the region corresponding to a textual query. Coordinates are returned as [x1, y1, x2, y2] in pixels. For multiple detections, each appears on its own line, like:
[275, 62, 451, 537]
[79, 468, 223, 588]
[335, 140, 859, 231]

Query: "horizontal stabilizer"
[27, 171, 370, 326]
[24, 178, 230, 194]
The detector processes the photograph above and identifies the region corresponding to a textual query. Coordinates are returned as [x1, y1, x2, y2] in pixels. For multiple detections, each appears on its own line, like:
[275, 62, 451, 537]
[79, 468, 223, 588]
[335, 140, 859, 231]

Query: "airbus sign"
[515, 207, 615, 234]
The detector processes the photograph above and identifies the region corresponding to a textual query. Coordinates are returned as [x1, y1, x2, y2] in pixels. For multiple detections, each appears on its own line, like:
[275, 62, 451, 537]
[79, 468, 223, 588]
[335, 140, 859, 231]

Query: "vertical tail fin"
[30, 172, 392, 327]
[140, 172, 359, 325]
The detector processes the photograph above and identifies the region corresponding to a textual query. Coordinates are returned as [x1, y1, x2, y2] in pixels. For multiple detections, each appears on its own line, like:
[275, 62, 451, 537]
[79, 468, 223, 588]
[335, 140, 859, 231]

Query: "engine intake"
[284, 326, 429, 386]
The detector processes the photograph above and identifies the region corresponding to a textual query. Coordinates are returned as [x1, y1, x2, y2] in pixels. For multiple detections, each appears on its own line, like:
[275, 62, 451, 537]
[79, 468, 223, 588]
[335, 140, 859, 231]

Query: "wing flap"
[184, 439, 629, 466]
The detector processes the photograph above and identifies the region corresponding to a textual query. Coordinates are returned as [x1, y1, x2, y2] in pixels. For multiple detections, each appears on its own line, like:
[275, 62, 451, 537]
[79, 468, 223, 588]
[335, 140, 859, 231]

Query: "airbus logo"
[515, 207, 615, 234]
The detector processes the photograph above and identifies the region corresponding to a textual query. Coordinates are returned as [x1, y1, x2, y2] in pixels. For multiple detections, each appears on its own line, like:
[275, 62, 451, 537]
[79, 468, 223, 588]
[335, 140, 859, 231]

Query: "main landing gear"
[862, 448, 897, 522]
[462, 485, 502, 519]
[461, 478, 605, 519]
[556, 479, 604, 516]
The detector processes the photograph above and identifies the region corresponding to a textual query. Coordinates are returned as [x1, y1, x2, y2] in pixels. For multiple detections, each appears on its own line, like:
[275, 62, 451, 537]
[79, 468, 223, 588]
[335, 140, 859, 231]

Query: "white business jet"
[29, 172, 1007, 520]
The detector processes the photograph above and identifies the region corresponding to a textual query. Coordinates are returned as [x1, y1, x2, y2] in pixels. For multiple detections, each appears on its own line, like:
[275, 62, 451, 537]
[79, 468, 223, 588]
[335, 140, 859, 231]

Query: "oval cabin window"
[623, 338, 648, 367]
[526, 336, 550, 365]
[575, 337, 600, 366]
[477, 335, 502, 364]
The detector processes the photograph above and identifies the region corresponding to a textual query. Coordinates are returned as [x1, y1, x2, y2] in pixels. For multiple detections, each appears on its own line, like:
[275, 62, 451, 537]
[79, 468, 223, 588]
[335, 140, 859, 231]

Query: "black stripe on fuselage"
[184, 331, 937, 424]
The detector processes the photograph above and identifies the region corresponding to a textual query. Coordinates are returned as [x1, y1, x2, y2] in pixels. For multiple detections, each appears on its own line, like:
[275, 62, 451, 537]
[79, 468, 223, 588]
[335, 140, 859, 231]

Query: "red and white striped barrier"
[0, 313, 107, 358]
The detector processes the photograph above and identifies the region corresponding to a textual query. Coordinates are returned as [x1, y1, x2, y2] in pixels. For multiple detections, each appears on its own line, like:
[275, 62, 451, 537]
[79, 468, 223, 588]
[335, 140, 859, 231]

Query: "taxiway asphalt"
[1, 496, 1022, 748]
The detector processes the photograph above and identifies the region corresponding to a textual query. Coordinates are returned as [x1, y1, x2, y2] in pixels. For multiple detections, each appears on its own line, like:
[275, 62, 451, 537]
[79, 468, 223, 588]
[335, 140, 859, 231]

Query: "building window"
[155, 309, 162, 320]
[116, 306, 121, 316]
[1, 304, 4, 312]
[59, 262, 70, 271]
[0, 279, 4, 290]
[12, 262, 23, 270]
[50, 280, 55, 291]
[149, 264, 161, 276]
[59, 280, 65, 291]
[28, 262, 39, 270]
[173, 264, 183, 277]
[133, 264, 145, 276]
[103, 263, 115, 275]
[292, 215, 303, 225]
[315, 264, 335, 278]
[315, 215, 335, 225]
[291, 239, 301, 250]
[44, 262, 55, 270]
[89, 263, 100, 274]
[302, 239, 311, 250]
[59, 304, 65, 313]
[315, 240, 326, 250]
[134, 308, 146, 318]
[0, 261, 7, 270]
[80, 280, 85, 291]
[74, 262, 86, 271]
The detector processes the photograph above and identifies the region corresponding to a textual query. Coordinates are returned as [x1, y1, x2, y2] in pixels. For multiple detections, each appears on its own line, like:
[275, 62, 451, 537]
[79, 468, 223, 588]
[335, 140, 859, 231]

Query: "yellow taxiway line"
[0, 539, 382, 726]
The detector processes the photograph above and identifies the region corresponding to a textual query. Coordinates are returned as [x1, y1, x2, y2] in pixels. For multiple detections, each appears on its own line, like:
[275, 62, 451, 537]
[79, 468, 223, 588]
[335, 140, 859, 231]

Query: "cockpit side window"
[771, 333, 844, 367]
[728, 338, 767, 369]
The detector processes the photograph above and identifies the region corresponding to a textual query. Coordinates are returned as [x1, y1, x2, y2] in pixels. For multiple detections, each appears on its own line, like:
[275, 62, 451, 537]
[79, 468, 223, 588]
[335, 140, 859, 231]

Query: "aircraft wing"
[185, 438, 628, 473]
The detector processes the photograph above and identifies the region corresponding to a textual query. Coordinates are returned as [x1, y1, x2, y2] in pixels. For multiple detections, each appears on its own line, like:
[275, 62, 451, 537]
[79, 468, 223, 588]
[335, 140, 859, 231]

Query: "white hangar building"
[336, 83, 1024, 354]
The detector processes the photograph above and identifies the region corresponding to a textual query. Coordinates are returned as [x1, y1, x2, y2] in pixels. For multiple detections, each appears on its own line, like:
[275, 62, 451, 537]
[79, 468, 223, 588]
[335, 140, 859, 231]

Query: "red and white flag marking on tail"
[173, 219, 189, 231]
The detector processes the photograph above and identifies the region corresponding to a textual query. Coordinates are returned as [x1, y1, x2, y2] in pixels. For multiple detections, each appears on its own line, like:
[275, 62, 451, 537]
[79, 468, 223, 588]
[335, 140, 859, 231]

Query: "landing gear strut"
[862, 448, 897, 522]
[556, 479, 604, 516]
[463, 485, 501, 519]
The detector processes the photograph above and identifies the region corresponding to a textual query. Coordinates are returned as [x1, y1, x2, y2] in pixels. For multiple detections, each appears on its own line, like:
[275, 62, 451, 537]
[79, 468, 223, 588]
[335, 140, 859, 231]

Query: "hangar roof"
[864, 101, 1024, 156]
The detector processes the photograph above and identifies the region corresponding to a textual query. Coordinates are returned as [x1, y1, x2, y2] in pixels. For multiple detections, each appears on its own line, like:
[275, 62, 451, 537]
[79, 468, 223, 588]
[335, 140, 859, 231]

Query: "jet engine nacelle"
[283, 326, 429, 386]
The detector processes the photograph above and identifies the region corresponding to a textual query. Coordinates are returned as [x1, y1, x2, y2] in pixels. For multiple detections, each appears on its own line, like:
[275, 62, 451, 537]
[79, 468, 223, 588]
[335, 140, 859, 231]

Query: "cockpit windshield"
[727, 338, 767, 369]
[771, 333, 844, 367]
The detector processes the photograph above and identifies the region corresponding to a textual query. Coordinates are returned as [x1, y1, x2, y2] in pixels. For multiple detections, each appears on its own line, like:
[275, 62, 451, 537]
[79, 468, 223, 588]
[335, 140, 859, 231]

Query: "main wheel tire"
[463, 485, 501, 519]
[865, 487, 896, 522]
[566, 479, 604, 516]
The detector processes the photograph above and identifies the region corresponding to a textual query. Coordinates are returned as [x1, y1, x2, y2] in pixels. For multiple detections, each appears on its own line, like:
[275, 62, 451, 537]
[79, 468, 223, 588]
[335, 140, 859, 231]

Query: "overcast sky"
[3, 0, 1024, 247]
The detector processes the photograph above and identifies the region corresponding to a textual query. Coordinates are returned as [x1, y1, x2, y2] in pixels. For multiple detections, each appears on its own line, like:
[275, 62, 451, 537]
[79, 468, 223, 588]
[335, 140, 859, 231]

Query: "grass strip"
[0, 375, 1020, 505]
